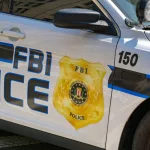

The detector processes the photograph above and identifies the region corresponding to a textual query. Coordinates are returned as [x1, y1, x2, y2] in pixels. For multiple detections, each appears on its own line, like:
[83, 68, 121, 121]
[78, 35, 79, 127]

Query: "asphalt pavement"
[0, 130, 67, 150]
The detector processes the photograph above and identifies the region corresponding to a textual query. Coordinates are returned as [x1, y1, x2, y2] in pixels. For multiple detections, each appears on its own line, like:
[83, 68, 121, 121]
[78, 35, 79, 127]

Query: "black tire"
[132, 110, 150, 150]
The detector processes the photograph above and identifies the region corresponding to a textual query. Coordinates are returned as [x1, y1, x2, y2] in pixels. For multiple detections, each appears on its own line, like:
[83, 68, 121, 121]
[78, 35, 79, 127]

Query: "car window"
[111, 0, 139, 22]
[11, 0, 96, 22]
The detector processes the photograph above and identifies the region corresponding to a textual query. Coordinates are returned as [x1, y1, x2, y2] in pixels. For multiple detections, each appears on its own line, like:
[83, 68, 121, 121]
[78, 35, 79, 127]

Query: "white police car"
[0, 0, 150, 150]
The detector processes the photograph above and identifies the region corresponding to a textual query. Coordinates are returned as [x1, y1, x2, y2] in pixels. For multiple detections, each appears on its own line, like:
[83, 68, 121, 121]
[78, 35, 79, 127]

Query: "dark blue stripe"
[108, 84, 149, 99]
[146, 74, 150, 79]
[108, 65, 150, 79]
[0, 58, 12, 64]
[0, 42, 13, 47]
[108, 65, 114, 70]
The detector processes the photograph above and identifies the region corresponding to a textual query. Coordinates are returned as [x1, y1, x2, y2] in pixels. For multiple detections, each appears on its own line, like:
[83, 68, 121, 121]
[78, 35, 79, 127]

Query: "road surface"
[0, 130, 67, 150]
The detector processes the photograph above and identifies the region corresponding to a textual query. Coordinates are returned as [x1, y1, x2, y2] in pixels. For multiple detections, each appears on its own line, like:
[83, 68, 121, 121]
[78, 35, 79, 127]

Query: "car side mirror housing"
[136, 0, 150, 23]
[53, 8, 109, 32]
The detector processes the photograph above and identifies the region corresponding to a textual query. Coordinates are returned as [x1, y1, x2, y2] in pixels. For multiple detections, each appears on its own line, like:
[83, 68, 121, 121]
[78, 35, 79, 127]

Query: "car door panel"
[0, 13, 118, 148]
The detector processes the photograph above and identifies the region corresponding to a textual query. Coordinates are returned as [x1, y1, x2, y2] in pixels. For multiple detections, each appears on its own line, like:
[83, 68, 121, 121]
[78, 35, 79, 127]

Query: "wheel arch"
[119, 98, 150, 150]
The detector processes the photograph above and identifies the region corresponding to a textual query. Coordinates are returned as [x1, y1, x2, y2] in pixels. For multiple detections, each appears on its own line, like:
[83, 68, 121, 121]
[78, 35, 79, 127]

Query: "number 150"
[119, 51, 138, 67]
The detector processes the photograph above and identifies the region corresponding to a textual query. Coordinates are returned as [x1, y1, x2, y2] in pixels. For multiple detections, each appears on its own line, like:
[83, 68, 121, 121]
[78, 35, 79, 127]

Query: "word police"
[4, 46, 52, 114]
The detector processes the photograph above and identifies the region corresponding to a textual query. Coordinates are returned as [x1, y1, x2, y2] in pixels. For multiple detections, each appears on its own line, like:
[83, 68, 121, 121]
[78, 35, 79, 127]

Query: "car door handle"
[0, 29, 25, 39]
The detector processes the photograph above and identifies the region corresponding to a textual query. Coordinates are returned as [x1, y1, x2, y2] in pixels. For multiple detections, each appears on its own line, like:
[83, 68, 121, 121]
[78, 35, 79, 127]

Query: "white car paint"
[106, 26, 150, 150]
[0, 0, 149, 150]
[0, 12, 118, 148]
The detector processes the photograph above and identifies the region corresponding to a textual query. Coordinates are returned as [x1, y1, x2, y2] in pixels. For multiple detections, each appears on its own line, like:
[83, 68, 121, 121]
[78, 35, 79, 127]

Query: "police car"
[0, 0, 150, 150]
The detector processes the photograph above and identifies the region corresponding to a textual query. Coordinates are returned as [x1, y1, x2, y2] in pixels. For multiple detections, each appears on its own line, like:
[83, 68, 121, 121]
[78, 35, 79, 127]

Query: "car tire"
[132, 110, 150, 150]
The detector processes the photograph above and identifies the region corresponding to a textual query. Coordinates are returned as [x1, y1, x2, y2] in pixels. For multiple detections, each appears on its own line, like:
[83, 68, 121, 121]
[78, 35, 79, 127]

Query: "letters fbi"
[0, 42, 52, 114]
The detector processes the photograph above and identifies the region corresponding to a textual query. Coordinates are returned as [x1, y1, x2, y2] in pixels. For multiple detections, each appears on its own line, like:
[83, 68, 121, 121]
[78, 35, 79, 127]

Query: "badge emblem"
[70, 81, 88, 106]
[53, 56, 106, 129]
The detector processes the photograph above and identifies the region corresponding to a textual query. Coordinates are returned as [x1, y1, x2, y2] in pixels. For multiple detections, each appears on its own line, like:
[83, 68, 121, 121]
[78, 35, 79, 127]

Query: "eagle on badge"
[53, 56, 106, 130]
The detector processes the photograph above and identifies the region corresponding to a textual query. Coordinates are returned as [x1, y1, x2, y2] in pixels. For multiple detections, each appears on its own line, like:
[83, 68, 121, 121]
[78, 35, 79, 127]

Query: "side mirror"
[53, 8, 109, 32]
[136, 0, 150, 23]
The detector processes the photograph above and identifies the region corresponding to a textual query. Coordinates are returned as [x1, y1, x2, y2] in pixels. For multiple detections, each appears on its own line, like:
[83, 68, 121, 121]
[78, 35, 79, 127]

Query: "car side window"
[0, 0, 11, 13]
[11, 0, 96, 22]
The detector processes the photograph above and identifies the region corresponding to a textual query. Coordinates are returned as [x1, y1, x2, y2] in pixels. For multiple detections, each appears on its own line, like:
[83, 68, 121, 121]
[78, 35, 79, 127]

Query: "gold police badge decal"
[53, 56, 106, 129]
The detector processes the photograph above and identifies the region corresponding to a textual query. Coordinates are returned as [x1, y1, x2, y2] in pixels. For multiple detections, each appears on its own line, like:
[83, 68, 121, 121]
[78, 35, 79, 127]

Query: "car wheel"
[132, 110, 150, 150]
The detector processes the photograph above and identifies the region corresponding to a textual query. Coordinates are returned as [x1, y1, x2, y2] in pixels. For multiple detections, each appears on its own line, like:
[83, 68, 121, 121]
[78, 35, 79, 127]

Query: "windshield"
[111, 0, 140, 22]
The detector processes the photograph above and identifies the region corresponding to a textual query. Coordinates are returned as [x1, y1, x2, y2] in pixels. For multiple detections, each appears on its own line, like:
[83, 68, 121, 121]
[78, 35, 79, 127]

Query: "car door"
[0, 0, 119, 149]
